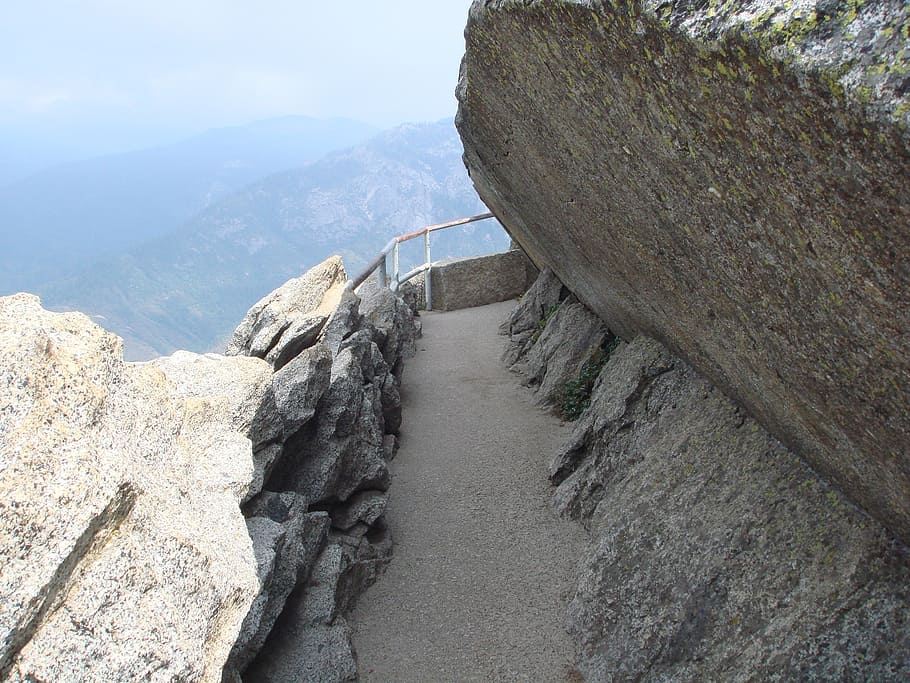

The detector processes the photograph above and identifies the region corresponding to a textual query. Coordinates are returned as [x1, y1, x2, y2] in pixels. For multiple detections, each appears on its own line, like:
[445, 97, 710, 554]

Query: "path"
[349, 300, 587, 682]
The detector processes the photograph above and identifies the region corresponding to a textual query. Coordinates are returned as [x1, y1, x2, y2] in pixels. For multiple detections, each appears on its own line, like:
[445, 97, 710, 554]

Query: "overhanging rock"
[456, 0, 910, 542]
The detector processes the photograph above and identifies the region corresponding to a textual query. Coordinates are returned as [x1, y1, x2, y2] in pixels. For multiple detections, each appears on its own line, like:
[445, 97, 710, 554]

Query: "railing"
[346, 212, 495, 309]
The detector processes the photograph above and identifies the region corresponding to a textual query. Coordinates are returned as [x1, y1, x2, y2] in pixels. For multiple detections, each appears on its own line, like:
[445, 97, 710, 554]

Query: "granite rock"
[226, 256, 346, 366]
[457, 0, 910, 543]
[550, 335, 910, 680]
[522, 298, 610, 407]
[0, 294, 259, 683]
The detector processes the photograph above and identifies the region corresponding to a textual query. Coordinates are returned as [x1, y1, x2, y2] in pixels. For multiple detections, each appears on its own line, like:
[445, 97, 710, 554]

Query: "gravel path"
[349, 300, 587, 682]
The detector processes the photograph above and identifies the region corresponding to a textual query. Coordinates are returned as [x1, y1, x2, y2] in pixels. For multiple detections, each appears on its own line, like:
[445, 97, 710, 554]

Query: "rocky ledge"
[0, 256, 418, 682]
[457, 0, 910, 546]
[503, 269, 910, 680]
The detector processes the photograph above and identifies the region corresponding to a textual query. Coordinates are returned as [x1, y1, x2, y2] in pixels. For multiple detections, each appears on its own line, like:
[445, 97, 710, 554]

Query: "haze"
[0, 1, 474, 172]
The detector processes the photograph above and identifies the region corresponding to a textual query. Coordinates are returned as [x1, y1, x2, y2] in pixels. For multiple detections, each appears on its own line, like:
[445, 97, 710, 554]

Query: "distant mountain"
[40, 119, 510, 360]
[0, 120, 201, 186]
[0, 116, 378, 293]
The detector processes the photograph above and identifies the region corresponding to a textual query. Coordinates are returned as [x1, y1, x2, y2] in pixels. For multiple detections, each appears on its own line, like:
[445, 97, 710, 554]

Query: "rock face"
[224, 263, 419, 681]
[508, 270, 910, 680]
[226, 256, 347, 371]
[0, 294, 261, 682]
[0, 255, 419, 682]
[522, 297, 609, 407]
[457, 0, 910, 544]
[500, 267, 569, 366]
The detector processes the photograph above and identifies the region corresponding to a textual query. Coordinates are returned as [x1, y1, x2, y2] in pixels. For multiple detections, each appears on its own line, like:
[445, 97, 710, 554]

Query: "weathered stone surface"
[319, 288, 362, 357]
[2, 255, 418, 681]
[0, 294, 258, 682]
[499, 267, 566, 337]
[360, 285, 419, 376]
[153, 350, 282, 502]
[457, 0, 910, 542]
[270, 344, 332, 438]
[329, 491, 388, 532]
[223, 265, 416, 679]
[500, 267, 569, 366]
[547, 334, 910, 680]
[264, 313, 328, 372]
[226, 255, 346, 365]
[270, 331, 391, 505]
[523, 298, 609, 406]
[154, 350, 277, 449]
[227, 499, 329, 677]
[243, 545, 357, 683]
[382, 434, 399, 462]
[330, 519, 393, 615]
[397, 273, 426, 313]
[429, 250, 531, 311]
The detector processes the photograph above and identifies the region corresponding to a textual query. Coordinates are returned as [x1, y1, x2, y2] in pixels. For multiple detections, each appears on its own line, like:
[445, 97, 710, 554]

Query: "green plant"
[558, 335, 621, 421]
[530, 302, 563, 343]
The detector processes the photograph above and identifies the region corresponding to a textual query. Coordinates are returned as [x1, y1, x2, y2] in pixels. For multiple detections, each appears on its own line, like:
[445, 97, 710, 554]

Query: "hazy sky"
[0, 0, 474, 144]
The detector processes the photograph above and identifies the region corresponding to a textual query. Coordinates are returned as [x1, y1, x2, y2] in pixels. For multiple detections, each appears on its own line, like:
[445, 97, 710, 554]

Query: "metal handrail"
[346, 212, 495, 309]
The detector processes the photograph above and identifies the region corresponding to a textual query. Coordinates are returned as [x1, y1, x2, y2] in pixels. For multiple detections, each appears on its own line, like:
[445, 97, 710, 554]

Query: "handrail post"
[377, 254, 388, 288]
[393, 242, 400, 290]
[424, 231, 432, 310]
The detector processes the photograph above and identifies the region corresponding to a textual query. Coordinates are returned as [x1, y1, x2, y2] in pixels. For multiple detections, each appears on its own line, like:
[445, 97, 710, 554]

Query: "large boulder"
[0, 255, 418, 682]
[0, 294, 259, 682]
[502, 268, 910, 677]
[457, 0, 910, 543]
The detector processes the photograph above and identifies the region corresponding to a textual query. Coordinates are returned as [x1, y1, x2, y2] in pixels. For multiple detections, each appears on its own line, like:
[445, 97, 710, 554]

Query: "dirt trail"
[349, 301, 587, 682]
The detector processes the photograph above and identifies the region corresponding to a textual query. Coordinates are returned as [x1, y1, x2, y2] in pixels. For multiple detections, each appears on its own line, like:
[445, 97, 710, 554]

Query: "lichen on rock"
[457, 0, 910, 546]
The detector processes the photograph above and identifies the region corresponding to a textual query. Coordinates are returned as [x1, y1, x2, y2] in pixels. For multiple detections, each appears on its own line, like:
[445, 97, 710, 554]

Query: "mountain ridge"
[0, 115, 379, 293]
[38, 119, 508, 359]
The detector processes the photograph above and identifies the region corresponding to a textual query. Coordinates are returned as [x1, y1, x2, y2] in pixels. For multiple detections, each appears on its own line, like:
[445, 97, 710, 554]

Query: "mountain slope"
[41, 119, 509, 359]
[0, 116, 378, 293]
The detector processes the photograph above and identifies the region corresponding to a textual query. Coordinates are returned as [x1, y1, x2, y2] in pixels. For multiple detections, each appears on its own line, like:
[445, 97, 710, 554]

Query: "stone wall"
[428, 249, 537, 311]
[503, 269, 910, 680]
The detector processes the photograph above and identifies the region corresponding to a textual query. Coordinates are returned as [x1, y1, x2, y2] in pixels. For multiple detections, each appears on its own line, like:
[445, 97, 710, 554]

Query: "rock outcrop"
[222, 259, 419, 682]
[457, 0, 910, 544]
[506, 270, 910, 680]
[0, 255, 420, 682]
[0, 294, 262, 682]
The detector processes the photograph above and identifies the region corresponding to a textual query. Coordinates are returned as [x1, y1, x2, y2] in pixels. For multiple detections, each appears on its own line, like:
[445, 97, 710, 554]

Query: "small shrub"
[530, 302, 562, 343]
[558, 334, 621, 421]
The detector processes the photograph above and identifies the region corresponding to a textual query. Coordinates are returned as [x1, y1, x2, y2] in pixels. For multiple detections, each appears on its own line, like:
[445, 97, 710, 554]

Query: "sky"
[0, 0, 474, 158]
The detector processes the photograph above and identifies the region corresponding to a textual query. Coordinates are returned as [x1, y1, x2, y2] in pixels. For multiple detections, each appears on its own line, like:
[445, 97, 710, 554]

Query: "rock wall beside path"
[0, 255, 419, 682]
[504, 269, 910, 680]
[457, 0, 910, 546]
